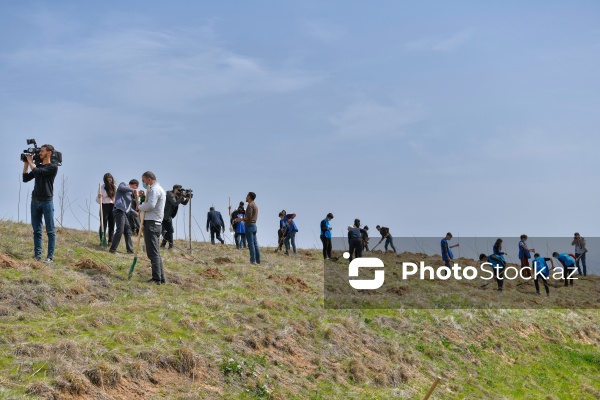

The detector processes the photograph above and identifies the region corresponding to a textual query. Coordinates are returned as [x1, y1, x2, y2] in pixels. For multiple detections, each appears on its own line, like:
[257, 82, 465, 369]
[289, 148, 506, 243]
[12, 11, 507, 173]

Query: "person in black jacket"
[22, 144, 58, 263]
[161, 184, 190, 249]
[206, 207, 226, 245]
[348, 219, 367, 262]
[362, 225, 370, 252]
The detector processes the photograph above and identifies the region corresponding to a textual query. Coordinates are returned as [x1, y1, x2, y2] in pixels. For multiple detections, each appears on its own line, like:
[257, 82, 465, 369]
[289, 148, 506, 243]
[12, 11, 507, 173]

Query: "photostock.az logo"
[344, 252, 385, 290]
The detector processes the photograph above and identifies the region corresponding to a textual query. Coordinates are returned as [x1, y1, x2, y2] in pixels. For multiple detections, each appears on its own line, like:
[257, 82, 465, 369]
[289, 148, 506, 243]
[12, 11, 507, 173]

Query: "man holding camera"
[161, 184, 190, 249]
[22, 144, 58, 264]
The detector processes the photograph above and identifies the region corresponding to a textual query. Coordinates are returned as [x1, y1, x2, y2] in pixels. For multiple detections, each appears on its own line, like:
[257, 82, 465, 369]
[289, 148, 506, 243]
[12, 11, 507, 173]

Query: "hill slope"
[0, 220, 599, 399]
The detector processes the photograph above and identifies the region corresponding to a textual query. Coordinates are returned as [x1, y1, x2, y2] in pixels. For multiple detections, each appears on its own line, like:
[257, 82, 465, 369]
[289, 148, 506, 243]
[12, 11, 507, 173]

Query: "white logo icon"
[344, 253, 385, 290]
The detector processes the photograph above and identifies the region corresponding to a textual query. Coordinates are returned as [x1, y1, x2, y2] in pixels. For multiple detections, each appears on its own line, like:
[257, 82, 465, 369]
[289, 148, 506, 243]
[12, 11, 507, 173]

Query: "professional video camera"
[20, 139, 63, 166]
[180, 188, 193, 198]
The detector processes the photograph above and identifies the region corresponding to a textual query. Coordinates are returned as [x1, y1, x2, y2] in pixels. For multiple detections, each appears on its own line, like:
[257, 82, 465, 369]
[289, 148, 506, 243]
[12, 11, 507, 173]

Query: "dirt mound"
[268, 275, 309, 291]
[213, 257, 232, 265]
[200, 268, 224, 278]
[74, 258, 109, 272]
[0, 253, 19, 268]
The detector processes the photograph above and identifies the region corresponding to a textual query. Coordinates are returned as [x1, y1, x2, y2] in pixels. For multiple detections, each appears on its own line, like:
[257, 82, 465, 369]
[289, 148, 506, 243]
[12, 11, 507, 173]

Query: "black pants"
[363, 241, 370, 252]
[128, 213, 140, 236]
[99, 203, 115, 242]
[161, 218, 174, 245]
[278, 229, 284, 250]
[210, 227, 224, 244]
[144, 220, 164, 283]
[110, 209, 133, 253]
[349, 238, 363, 262]
[494, 267, 505, 290]
[564, 266, 576, 287]
[321, 236, 332, 259]
[535, 274, 550, 294]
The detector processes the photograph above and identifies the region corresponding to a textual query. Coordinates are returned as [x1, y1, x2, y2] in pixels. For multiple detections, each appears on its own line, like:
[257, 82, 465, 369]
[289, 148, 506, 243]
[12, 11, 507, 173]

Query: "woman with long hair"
[96, 173, 116, 244]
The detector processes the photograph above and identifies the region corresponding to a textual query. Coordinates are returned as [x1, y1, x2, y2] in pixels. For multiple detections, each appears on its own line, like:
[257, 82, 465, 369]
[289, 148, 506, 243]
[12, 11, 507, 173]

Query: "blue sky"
[1, 1, 599, 249]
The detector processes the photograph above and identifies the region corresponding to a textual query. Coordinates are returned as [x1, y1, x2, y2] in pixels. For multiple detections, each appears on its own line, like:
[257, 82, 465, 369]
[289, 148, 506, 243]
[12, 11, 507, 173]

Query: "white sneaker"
[44, 258, 53, 265]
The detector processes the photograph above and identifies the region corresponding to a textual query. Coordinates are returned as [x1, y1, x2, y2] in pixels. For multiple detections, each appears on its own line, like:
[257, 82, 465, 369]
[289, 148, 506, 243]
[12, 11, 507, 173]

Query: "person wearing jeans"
[284, 215, 298, 255]
[109, 180, 139, 254]
[236, 192, 260, 264]
[31, 200, 56, 261]
[23, 144, 58, 264]
[138, 171, 167, 284]
[375, 225, 397, 253]
[572, 233, 587, 276]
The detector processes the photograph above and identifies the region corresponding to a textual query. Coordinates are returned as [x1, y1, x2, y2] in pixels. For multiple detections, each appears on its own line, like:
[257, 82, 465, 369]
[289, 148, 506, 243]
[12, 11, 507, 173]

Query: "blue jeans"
[575, 253, 587, 276]
[385, 236, 397, 252]
[285, 230, 297, 254]
[245, 224, 261, 263]
[31, 200, 56, 259]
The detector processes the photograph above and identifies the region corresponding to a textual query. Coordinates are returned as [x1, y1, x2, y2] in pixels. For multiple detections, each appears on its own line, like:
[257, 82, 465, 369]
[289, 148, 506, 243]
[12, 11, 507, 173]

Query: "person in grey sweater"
[206, 207, 226, 245]
[109, 179, 139, 254]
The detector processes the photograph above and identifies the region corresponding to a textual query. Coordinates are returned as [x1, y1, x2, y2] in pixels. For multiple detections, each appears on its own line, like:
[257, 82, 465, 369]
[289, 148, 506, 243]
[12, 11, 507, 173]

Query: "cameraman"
[161, 184, 190, 249]
[22, 144, 58, 263]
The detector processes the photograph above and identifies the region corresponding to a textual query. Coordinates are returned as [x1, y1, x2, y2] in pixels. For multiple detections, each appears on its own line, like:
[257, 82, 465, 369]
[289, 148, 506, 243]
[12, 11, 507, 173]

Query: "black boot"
[161, 240, 167, 248]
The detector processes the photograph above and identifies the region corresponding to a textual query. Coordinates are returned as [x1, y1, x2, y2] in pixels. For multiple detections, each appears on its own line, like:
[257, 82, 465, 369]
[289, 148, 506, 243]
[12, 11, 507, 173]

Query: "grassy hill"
[0, 219, 599, 399]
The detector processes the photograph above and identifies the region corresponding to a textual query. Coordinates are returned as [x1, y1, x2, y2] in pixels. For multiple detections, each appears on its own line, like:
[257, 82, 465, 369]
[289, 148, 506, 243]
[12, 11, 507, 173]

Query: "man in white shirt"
[138, 171, 167, 284]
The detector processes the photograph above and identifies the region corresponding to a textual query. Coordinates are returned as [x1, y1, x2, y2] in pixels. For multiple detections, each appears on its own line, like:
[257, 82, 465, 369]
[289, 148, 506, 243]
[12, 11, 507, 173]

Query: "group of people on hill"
[439, 233, 588, 296]
[95, 172, 262, 282]
[316, 214, 396, 261]
[21, 148, 592, 291]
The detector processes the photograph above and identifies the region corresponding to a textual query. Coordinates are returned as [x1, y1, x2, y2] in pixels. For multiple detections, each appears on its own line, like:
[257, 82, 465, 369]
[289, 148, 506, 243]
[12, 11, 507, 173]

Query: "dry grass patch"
[73, 258, 109, 272]
[84, 361, 122, 388]
[201, 267, 225, 278]
[0, 252, 19, 268]
[55, 368, 91, 395]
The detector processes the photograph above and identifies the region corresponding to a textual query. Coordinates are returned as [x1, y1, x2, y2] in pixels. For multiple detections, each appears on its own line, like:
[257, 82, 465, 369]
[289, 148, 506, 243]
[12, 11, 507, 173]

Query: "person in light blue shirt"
[532, 253, 554, 296]
[320, 213, 334, 259]
[552, 252, 577, 287]
[479, 253, 506, 291]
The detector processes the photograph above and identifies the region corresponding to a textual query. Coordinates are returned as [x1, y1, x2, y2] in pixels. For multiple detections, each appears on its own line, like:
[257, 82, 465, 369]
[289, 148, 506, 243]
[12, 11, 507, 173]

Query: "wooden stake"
[423, 377, 440, 400]
[188, 196, 192, 255]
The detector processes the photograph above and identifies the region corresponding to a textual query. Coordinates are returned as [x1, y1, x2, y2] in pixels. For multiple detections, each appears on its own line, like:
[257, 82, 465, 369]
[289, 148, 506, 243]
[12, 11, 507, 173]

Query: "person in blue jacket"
[532, 253, 554, 296]
[519, 235, 535, 278]
[441, 232, 460, 268]
[284, 214, 298, 255]
[479, 253, 506, 291]
[231, 203, 246, 249]
[320, 213, 334, 260]
[552, 252, 577, 287]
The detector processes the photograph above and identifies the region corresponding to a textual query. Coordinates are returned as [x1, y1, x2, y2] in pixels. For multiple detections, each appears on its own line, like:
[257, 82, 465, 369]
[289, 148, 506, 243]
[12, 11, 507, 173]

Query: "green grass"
[0, 219, 600, 399]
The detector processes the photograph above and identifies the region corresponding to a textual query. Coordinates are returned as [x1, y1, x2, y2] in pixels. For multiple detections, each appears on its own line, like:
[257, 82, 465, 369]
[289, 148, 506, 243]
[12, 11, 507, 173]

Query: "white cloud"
[328, 101, 424, 139]
[2, 27, 320, 112]
[406, 29, 474, 53]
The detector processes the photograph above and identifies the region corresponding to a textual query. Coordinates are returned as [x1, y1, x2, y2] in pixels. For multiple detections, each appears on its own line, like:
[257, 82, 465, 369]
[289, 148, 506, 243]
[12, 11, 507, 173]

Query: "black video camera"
[180, 188, 193, 198]
[20, 139, 63, 166]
